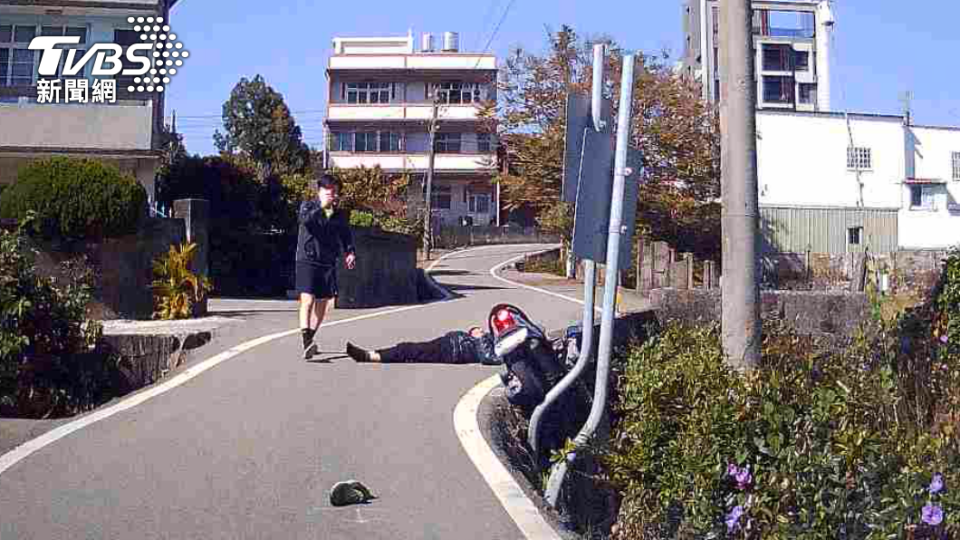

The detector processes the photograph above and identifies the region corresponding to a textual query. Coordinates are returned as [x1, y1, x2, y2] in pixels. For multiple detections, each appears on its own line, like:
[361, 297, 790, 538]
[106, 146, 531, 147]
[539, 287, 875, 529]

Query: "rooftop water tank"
[442, 31, 459, 52]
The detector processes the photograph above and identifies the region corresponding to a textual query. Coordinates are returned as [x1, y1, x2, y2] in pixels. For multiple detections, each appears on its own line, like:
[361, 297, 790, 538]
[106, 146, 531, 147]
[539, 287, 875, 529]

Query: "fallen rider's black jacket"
[444, 331, 500, 365]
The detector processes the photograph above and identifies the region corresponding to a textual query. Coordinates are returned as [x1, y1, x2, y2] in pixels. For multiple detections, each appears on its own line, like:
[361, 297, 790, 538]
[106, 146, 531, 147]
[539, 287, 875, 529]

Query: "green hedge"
[0, 215, 110, 418]
[602, 250, 960, 540]
[0, 157, 147, 241]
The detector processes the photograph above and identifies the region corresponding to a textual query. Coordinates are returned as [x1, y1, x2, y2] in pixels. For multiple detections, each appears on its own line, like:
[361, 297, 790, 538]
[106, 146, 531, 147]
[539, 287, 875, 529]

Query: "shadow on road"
[429, 270, 474, 277]
[208, 310, 298, 318]
[441, 284, 510, 292]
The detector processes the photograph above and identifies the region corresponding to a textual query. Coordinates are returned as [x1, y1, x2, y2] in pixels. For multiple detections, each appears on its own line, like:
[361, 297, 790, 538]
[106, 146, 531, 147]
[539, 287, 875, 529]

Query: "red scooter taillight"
[492, 308, 517, 336]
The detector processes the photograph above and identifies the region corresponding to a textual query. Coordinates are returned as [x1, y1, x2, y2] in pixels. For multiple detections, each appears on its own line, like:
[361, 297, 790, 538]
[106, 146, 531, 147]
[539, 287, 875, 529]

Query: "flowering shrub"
[602, 248, 960, 539]
[1, 213, 110, 418]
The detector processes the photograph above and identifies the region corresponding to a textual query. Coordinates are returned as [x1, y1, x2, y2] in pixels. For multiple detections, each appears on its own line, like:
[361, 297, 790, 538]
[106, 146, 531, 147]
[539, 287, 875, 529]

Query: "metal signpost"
[541, 45, 639, 508]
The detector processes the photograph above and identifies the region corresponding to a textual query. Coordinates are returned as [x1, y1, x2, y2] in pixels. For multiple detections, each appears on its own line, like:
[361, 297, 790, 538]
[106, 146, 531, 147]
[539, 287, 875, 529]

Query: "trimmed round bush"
[0, 157, 147, 240]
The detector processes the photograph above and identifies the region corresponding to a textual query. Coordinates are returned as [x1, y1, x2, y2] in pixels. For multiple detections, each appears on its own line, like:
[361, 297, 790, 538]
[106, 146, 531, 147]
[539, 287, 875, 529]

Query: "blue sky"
[164, 0, 960, 157]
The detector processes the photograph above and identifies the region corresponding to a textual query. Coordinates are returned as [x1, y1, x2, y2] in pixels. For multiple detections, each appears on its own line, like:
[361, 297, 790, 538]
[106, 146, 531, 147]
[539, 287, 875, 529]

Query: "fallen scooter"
[488, 303, 573, 414]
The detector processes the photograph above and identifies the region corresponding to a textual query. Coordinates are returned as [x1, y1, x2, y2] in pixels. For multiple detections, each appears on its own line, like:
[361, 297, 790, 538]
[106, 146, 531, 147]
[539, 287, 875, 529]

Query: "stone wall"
[649, 288, 871, 340]
[335, 227, 419, 308]
[434, 225, 561, 249]
[32, 217, 187, 320]
[763, 249, 950, 294]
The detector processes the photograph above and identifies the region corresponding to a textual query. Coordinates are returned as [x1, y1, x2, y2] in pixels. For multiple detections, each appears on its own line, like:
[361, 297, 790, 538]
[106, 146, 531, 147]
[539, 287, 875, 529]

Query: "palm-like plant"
[151, 242, 213, 320]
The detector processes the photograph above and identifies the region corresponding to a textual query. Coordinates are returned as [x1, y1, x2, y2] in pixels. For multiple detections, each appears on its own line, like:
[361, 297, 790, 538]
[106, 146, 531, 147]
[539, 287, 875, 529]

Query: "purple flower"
[922, 504, 944, 526]
[727, 464, 751, 490]
[930, 474, 944, 494]
[726, 505, 744, 532]
[735, 467, 752, 490]
[941, 334, 949, 344]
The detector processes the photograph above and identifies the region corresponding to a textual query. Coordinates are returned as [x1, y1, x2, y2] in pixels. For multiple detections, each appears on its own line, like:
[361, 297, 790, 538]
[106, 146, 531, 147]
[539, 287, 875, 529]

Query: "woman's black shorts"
[295, 262, 338, 299]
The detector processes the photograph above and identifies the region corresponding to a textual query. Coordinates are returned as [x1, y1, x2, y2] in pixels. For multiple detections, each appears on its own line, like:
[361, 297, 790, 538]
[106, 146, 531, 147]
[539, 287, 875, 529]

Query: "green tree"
[328, 165, 418, 235]
[213, 74, 311, 176]
[493, 26, 721, 261]
[155, 121, 187, 179]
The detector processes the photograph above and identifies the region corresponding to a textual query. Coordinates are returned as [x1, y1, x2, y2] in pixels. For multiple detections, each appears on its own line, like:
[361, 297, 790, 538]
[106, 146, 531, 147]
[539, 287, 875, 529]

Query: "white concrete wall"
[327, 103, 482, 121]
[911, 126, 960, 182]
[328, 153, 493, 171]
[0, 12, 156, 150]
[329, 54, 495, 71]
[0, 103, 154, 150]
[756, 111, 905, 208]
[334, 38, 413, 55]
[899, 125, 960, 249]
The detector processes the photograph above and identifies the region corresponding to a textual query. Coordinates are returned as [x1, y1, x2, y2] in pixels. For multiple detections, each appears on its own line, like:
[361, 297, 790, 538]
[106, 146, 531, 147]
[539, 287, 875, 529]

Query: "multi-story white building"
[681, 0, 835, 112]
[0, 0, 178, 202]
[757, 109, 960, 252]
[324, 32, 500, 227]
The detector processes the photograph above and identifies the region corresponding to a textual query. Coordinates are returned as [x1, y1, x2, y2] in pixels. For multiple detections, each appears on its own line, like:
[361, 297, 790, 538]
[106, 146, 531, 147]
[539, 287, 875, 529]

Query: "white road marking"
[0, 247, 477, 477]
[0, 243, 576, 540]
[454, 244, 613, 540]
[454, 374, 562, 540]
[488, 248, 603, 314]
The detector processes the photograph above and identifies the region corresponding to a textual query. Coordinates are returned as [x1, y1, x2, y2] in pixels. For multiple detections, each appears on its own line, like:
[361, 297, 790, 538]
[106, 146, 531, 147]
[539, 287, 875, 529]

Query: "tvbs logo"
[28, 16, 188, 92]
[30, 37, 153, 77]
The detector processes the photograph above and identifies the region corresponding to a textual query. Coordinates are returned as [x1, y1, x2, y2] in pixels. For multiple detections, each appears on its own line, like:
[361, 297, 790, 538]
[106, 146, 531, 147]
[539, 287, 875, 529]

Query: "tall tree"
[155, 121, 187, 179]
[493, 26, 721, 261]
[213, 74, 311, 176]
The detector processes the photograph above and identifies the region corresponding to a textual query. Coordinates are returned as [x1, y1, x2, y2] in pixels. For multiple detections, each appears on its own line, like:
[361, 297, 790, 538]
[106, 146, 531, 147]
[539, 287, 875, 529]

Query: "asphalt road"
[0, 244, 589, 540]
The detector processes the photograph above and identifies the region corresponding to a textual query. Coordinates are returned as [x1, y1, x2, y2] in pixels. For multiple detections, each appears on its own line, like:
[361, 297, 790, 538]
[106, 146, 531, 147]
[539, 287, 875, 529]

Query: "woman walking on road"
[295, 174, 356, 360]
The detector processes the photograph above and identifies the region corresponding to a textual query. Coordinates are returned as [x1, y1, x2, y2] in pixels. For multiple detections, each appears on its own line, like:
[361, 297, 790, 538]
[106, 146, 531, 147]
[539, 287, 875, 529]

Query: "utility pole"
[720, 0, 761, 370]
[424, 96, 439, 260]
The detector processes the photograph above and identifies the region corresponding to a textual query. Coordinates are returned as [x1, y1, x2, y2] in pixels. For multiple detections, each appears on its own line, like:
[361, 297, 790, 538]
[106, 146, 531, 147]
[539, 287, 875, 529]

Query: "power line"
[474, 0, 503, 52]
[473, 0, 518, 70]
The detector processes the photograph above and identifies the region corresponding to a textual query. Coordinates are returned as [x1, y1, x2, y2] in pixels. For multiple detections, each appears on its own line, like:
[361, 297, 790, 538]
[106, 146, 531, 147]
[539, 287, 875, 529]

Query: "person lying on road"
[345, 326, 500, 365]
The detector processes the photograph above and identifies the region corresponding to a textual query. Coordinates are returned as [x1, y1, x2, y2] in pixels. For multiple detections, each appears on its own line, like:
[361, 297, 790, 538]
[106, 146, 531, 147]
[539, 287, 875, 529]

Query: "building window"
[354, 131, 379, 152]
[469, 193, 491, 214]
[41, 25, 88, 80]
[345, 82, 393, 104]
[794, 50, 810, 71]
[910, 185, 936, 210]
[329, 132, 353, 152]
[435, 82, 481, 104]
[753, 9, 816, 38]
[798, 83, 817, 104]
[431, 185, 452, 209]
[847, 226, 862, 246]
[436, 133, 461, 153]
[712, 6, 719, 36]
[952, 152, 960, 181]
[847, 146, 872, 170]
[114, 29, 144, 91]
[477, 133, 491, 153]
[762, 76, 794, 104]
[380, 131, 401, 152]
[762, 44, 791, 71]
[0, 24, 38, 86]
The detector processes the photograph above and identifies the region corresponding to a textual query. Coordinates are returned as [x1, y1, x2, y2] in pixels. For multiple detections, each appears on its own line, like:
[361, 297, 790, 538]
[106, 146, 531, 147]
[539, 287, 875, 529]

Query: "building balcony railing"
[329, 54, 496, 71]
[327, 103, 485, 122]
[327, 152, 496, 173]
[0, 95, 154, 152]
